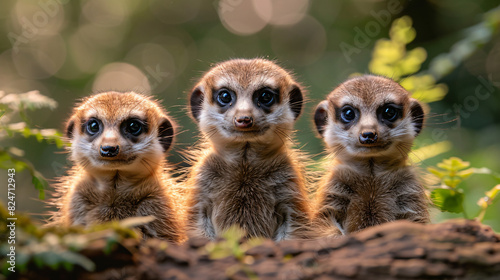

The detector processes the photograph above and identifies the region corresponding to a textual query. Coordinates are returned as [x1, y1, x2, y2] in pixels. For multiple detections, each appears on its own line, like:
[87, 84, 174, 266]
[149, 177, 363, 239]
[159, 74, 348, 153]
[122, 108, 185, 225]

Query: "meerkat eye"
[123, 119, 144, 136]
[340, 106, 356, 123]
[86, 118, 101, 135]
[380, 104, 401, 122]
[254, 88, 278, 109]
[257, 89, 276, 107]
[216, 89, 233, 107]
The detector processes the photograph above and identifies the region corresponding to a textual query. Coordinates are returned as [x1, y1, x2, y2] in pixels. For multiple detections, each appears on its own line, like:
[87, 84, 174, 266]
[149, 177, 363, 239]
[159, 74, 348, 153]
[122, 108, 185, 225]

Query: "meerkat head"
[65, 91, 175, 172]
[188, 58, 303, 145]
[314, 75, 424, 159]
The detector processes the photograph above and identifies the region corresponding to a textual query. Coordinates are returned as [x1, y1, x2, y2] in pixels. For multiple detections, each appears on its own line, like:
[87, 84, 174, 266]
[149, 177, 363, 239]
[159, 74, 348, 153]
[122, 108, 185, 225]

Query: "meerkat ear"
[189, 86, 204, 122]
[410, 99, 425, 136]
[289, 85, 303, 120]
[314, 100, 329, 137]
[65, 118, 75, 139]
[158, 117, 174, 152]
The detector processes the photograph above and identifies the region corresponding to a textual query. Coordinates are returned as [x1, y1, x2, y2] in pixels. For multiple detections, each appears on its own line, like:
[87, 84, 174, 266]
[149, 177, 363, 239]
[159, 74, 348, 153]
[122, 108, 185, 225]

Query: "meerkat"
[313, 75, 430, 235]
[185, 58, 312, 241]
[50, 91, 185, 242]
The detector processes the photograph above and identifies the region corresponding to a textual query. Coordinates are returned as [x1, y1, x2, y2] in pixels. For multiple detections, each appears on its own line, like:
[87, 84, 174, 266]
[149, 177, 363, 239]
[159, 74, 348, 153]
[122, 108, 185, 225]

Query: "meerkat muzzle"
[234, 116, 254, 129]
[359, 131, 378, 145]
[100, 145, 120, 157]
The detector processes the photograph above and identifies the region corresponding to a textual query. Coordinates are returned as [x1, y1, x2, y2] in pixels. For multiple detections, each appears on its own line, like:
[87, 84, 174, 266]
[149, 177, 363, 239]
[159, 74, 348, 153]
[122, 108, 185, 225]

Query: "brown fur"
[313, 75, 429, 235]
[186, 58, 312, 241]
[50, 91, 185, 242]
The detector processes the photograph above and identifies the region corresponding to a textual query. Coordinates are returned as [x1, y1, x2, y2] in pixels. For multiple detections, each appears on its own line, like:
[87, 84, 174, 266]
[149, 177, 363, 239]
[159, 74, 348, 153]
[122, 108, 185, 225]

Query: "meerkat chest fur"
[188, 58, 311, 240]
[328, 159, 424, 231]
[195, 144, 300, 238]
[314, 75, 429, 234]
[69, 170, 164, 224]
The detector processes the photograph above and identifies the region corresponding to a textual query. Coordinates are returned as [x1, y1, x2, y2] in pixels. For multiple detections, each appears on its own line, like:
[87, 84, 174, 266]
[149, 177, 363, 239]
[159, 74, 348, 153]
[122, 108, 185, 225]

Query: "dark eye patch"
[335, 105, 359, 129]
[253, 87, 279, 113]
[377, 103, 402, 127]
[82, 117, 102, 138]
[120, 118, 148, 142]
[212, 88, 236, 113]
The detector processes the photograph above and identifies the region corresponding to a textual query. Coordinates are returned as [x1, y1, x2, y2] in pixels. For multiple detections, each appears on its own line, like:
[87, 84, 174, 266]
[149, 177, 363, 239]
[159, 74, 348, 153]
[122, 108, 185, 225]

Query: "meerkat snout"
[97, 127, 120, 157]
[234, 116, 253, 128]
[100, 145, 119, 157]
[359, 131, 377, 145]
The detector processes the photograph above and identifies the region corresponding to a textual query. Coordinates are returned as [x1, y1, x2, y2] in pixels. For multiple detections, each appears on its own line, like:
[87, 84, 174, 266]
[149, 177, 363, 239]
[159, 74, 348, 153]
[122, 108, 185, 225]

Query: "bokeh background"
[0, 0, 499, 230]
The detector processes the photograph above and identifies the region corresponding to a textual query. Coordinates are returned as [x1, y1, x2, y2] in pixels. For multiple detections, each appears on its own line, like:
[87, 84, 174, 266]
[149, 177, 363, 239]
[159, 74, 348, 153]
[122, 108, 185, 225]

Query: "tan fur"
[50, 91, 185, 242]
[186, 58, 312, 241]
[313, 75, 429, 236]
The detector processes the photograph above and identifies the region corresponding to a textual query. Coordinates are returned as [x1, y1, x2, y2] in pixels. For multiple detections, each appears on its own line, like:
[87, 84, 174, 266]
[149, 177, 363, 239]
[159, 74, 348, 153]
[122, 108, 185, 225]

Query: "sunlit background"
[0, 0, 499, 230]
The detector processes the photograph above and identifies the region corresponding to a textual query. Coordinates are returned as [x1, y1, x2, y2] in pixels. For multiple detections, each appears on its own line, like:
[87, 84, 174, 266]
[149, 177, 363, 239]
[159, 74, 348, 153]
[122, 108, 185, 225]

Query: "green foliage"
[368, 15, 499, 228]
[205, 226, 262, 279]
[0, 90, 66, 199]
[430, 188, 465, 214]
[428, 157, 500, 221]
[365, 16, 453, 163]
[368, 16, 448, 104]
[477, 185, 500, 222]
[0, 202, 150, 275]
[409, 141, 452, 164]
[426, 5, 500, 80]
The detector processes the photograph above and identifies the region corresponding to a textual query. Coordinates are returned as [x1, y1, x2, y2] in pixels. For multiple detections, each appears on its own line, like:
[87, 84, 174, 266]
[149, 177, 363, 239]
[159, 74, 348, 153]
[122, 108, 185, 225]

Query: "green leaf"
[411, 141, 452, 163]
[427, 167, 446, 179]
[0, 150, 28, 172]
[39, 251, 61, 270]
[62, 261, 74, 272]
[16, 253, 30, 272]
[61, 251, 95, 271]
[32, 172, 48, 200]
[104, 235, 118, 255]
[22, 127, 31, 138]
[486, 184, 500, 201]
[438, 157, 470, 171]
[456, 168, 475, 179]
[443, 177, 462, 189]
[431, 188, 465, 213]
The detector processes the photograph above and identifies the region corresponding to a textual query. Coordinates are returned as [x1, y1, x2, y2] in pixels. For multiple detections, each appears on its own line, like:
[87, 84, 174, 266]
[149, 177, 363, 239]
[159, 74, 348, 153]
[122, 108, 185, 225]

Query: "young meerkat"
[50, 91, 185, 242]
[186, 58, 312, 241]
[313, 75, 430, 235]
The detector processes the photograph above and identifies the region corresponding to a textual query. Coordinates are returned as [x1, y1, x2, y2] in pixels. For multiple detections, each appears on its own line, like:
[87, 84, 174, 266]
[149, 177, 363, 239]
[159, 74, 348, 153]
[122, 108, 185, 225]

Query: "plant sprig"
[428, 157, 500, 220]
[0, 90, 67, 199]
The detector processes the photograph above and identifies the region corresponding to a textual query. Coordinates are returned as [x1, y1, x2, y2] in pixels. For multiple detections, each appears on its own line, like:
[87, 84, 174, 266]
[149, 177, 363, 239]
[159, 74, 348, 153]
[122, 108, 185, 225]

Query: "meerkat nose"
[359, 131, 378, 144]
[100, 145, 120, 157]
[234, 116, 254, 128]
